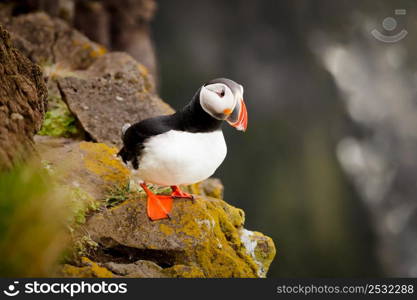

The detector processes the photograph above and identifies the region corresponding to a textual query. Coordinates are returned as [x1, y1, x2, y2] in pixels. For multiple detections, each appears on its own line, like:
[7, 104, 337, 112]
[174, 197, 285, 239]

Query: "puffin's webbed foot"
[141, 183, 173, 221]
[170, 185, 194, 202]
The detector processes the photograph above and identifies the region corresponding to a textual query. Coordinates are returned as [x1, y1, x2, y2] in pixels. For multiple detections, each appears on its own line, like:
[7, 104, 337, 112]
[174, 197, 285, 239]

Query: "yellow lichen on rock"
[35, 138, 130, 202]
[163, 265, 205, 278]
[137, 64, 149, 77]
[253, 231, 276, 276]
[184, 197, 259, 277]
[159, 223, 174, 236]
[62, 257, 114, 278]
[79, 142, 129, 185]
[239, 229, 276, 277]
[90, 46, 107, 58]
[81, 186, 275, 278]
[81, 257, 114, 278]
[186, 178, 224, 199]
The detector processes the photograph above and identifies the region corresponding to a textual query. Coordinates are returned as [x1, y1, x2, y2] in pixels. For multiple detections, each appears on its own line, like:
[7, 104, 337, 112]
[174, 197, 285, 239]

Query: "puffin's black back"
[118, 87, 222, 169]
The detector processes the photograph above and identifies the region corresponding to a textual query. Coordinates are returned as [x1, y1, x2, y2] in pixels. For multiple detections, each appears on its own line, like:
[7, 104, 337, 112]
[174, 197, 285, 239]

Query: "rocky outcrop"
[3, 12, 106, 70]
[0, 26, 47, 170]
[81, 187, 274, 278]
[58, 52, 172, 147]
[35, 136, 129, 201]
[2, 12, 171, 146]
[35, 137, 275, 278]
[0, 12, 107, 141]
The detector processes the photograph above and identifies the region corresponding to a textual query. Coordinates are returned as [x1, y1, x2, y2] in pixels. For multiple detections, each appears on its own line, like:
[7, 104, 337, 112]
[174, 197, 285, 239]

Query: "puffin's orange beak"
[226, 98, 248, 131]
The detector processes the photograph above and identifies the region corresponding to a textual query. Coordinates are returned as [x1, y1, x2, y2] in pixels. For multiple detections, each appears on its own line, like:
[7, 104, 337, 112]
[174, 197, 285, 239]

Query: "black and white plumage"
[118, 78, 247, 187]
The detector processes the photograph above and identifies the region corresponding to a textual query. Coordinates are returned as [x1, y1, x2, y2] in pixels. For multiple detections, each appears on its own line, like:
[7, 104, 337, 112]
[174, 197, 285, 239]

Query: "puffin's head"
[199, 78, 248, 131]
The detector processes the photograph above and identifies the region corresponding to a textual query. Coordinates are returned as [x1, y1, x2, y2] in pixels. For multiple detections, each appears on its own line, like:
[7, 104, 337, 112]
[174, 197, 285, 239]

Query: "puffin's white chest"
[137, 130, 227, 186]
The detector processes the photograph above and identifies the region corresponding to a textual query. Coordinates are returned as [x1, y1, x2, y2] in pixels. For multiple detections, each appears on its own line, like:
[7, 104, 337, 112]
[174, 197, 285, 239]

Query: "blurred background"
[152, 0, 417, 277]
[2, 0, 417, 277]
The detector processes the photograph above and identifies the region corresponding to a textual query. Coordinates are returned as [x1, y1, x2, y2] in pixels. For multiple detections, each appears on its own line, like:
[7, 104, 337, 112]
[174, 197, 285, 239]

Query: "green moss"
[38, 93, 80, 137]
[68, 187, 100, 225]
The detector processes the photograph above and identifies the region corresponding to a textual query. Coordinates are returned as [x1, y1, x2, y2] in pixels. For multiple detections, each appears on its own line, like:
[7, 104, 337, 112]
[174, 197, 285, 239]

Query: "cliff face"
[0, 10, 276, 277]
[0, 25, 47, 170]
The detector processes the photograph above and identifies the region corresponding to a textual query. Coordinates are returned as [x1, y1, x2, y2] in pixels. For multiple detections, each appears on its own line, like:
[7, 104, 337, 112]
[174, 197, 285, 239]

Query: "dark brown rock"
[58, 52, 173, 147]
[103, 260, 168, 278]
[0, 26, 47, 170]
[4, 12, 106, 70]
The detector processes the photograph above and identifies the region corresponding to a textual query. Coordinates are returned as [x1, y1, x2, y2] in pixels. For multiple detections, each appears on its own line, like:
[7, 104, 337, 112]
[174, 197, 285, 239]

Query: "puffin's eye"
[219, 90, 225, 97]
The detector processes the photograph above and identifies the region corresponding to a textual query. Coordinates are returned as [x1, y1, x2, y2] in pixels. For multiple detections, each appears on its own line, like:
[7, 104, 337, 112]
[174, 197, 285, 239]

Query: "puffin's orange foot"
[170, 185, 194, 200]
[141, 183, 173, 221]
[147, 194, 173, 221]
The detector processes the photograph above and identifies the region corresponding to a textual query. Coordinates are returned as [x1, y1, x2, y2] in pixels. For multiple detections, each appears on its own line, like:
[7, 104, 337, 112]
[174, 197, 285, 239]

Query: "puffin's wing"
[117, 115, 177, 169]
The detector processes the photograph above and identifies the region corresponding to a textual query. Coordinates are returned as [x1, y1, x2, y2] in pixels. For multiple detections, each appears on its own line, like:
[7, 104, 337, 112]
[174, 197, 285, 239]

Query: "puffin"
[118, 78, 248, 220]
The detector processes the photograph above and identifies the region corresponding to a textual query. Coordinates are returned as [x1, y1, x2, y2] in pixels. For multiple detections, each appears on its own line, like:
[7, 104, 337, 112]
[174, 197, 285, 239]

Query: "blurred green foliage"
[0, 162, 70, 276]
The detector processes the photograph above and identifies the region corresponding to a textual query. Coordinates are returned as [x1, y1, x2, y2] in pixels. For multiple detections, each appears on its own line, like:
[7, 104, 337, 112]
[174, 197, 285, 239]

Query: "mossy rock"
[34, 138, 276, 277]
[35, 137, 130, 201]
[72, 185, 275, 278]
[38, 92, 81, 138]
[62, 257, 114, 278]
